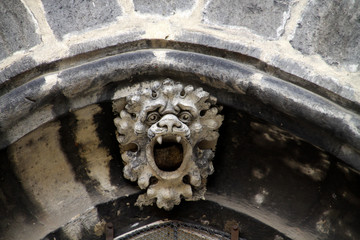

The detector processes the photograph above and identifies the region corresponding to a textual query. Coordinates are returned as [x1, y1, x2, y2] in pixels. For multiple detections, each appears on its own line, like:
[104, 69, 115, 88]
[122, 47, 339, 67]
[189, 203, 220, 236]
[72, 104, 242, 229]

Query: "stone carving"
[113, 79, 223, 210]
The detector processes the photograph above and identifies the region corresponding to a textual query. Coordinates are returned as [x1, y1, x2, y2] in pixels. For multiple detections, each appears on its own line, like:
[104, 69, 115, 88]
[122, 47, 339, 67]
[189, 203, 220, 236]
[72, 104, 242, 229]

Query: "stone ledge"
[1, 49, 360, 171]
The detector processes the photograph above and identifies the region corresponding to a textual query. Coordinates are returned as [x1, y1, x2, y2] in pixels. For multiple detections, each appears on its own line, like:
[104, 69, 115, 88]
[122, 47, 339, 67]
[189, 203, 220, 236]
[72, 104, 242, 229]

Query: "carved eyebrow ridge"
[140, 104, 163, 122]
[176, 103, 197, 117]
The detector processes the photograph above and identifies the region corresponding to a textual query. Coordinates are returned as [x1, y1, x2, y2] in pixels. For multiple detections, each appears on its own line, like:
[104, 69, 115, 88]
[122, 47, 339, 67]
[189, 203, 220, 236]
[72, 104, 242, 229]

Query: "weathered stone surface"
[133, 0, 195, 16]
[7, 121, 94, 239]
[42, 0, 122, 39]
[0, 56, 37, 94]
[203, 0, 293, 39]
[176, 32, 262, 59]
[113, 79, 223, 210]
[69, 31, 145, 55]
[2, 49, 360, 171]
[0, 0, 41, 60]
[20, 105, 360, 240]
[291, 0, 360, 72]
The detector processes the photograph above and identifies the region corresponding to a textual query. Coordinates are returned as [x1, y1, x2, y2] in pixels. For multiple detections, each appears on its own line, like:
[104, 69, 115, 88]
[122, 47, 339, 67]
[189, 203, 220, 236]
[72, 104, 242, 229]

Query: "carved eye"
[178, 111, 192, 123]
[146, 112, 161, 124]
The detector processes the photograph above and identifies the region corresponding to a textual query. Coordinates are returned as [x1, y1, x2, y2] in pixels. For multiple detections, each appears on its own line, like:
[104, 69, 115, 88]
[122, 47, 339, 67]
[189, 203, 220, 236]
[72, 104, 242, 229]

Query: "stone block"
[203, 0, 293, 39]
[133, 0, 195, 16]
[0, 56, 37, 90]
[291, 0, 360, 72]
[42, 0, 122, 39]
[0, 0, 41, 60]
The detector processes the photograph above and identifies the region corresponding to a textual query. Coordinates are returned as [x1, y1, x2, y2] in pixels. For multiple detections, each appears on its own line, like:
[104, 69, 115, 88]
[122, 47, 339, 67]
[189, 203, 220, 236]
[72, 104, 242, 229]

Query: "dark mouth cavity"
[154, 138, 183, 171]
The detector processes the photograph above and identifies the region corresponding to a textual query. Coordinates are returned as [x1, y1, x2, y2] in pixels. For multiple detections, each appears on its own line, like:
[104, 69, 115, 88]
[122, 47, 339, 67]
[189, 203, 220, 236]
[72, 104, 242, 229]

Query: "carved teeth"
[157, 136, 162, 145]
[176, 136, 181, 143]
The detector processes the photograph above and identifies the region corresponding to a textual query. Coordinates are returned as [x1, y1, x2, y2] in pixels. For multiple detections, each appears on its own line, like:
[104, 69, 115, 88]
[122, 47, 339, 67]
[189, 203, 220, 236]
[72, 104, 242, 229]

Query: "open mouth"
[153, 135, 184, 172]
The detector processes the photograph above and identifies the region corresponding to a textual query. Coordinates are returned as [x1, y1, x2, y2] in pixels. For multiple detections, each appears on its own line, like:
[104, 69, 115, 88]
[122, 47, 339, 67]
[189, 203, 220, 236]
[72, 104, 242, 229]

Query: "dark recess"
[57, 97, 103, 197]
[93, 102, 127, 187]
[0, 148, 41, 236]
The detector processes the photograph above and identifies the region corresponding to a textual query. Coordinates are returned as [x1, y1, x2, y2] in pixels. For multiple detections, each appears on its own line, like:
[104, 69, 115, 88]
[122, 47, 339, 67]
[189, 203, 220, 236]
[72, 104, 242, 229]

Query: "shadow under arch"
[1, 48, 359, 170]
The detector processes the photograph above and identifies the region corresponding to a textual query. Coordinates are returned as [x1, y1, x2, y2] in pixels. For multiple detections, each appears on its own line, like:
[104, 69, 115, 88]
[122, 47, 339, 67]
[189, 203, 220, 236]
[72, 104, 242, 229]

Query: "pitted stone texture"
[133, 0, 195, 16]
[0, 0, 41, 60]
[69, 31, 145, 55]
[42, 0, 122, 39]
[0, 56, 37, 93]
[203, 0, 293, 39]
[291, 0, 360, 72]
[113, 79, 223, 210]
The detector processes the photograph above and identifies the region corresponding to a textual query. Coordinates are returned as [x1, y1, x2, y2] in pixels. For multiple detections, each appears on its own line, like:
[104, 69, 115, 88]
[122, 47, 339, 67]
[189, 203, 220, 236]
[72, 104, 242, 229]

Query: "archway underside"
[1, 46, 360, 240]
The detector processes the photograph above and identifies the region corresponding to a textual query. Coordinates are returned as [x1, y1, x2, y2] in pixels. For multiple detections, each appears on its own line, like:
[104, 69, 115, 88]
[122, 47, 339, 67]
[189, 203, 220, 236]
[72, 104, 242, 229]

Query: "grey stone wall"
[1, 1, 360, 240]
[290, 0, 360, 72]
[133, 0, 196, 16]
[42, 0, 123, 39]
[203, 0, 293, 39]
[0, 0, 359, 105]
[0, 0, 40, 60]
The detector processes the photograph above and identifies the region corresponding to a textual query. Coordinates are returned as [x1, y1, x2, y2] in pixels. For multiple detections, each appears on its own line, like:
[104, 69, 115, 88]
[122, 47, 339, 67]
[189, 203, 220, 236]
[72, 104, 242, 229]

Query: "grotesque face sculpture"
[113, 79, 223, 210]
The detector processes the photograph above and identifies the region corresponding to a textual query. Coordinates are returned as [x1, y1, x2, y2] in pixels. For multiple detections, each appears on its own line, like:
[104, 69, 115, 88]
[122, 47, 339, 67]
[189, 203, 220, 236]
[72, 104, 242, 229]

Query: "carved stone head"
[113, 79, 223, 210]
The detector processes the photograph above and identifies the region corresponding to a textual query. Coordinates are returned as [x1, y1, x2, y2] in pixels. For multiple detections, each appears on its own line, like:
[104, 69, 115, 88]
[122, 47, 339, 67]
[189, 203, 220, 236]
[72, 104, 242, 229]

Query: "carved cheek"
[134, 122, 146, 134]
[203, 119, 219, 129]
[192, 122, 203, 133]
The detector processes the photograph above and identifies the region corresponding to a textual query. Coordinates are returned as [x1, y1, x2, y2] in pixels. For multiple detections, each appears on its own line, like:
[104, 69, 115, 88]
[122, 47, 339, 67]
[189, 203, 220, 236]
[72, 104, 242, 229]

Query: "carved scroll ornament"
[113, 79, 223, 210]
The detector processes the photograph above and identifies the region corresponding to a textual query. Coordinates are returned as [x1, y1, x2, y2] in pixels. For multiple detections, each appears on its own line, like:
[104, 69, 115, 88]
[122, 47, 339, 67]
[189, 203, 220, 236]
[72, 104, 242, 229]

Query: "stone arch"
[1, 1, 360, 239]
[1, 46, 359, 169]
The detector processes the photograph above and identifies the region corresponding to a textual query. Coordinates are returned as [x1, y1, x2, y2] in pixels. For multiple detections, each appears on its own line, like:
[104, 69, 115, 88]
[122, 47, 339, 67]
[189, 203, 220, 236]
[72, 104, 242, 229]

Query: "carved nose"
[158, 115, 182, 132]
